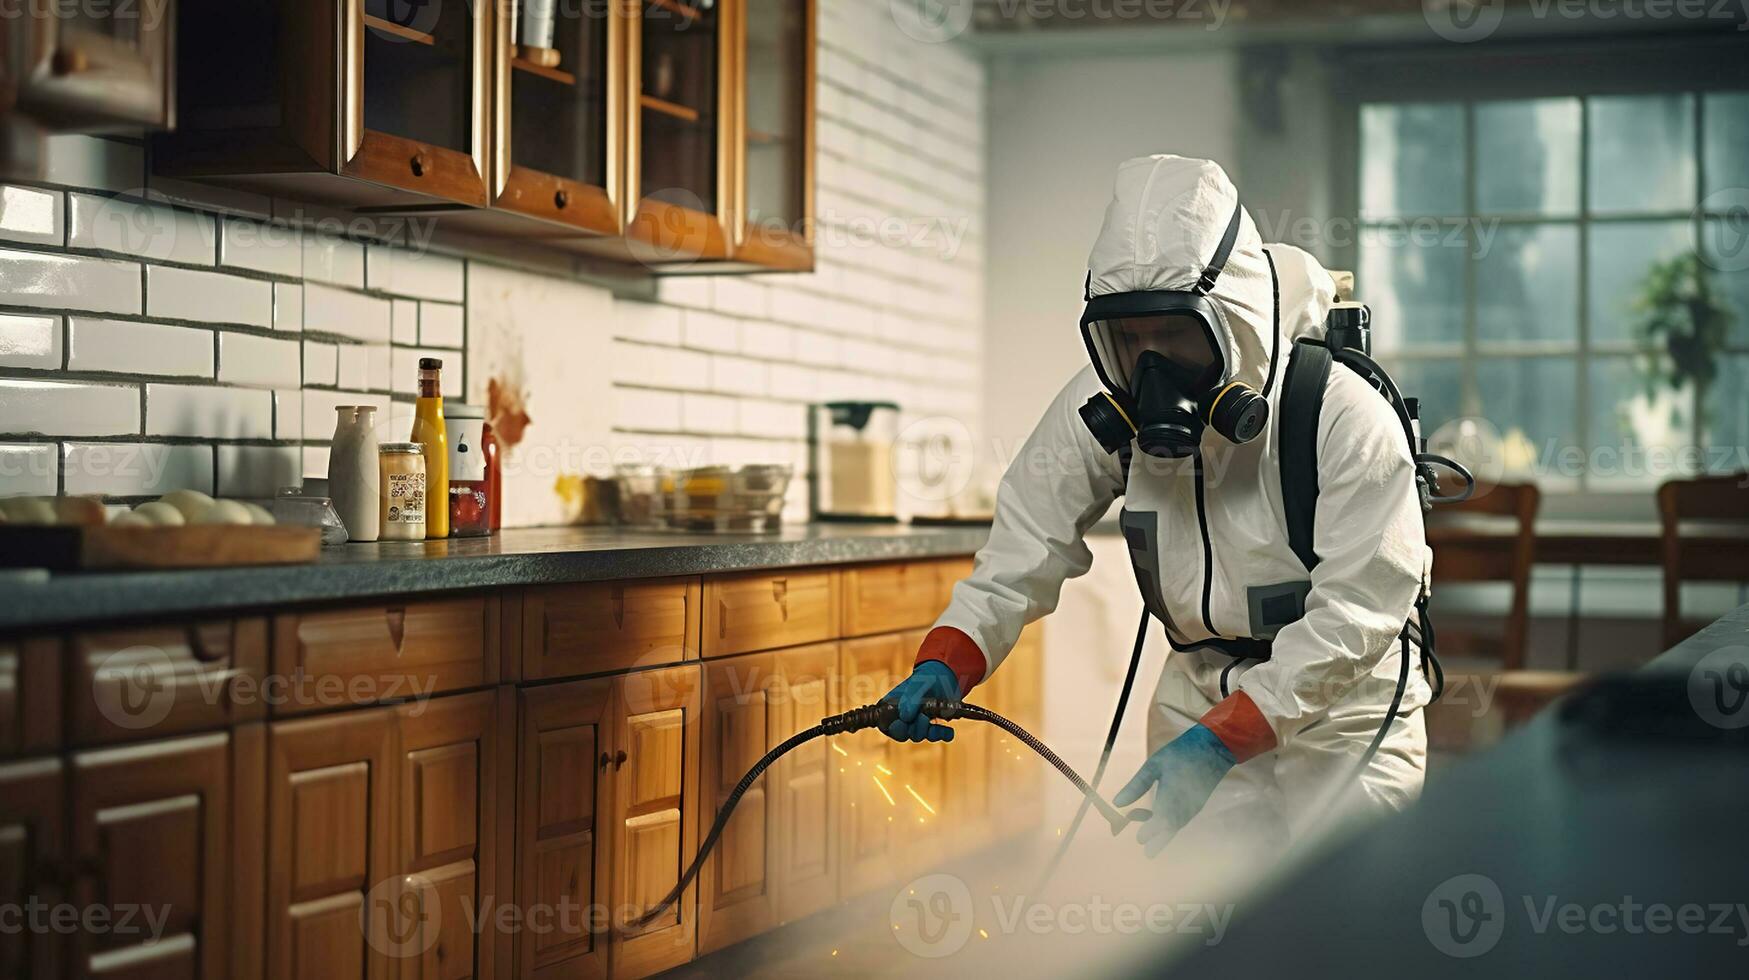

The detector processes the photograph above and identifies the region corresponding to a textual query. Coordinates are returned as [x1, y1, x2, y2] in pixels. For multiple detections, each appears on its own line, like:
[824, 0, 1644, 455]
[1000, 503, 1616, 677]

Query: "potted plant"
[1632, 251, 1736, 448]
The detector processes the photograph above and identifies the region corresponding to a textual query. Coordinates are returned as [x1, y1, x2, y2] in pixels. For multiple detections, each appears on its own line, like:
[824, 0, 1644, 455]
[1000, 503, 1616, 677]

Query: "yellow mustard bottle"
[411, 357, 450, 538]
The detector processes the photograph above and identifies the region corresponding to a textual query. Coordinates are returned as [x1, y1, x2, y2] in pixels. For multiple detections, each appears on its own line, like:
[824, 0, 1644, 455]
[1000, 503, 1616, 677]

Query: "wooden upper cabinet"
[609, 664, 699, 980]
[727, 0, 814, 271]
[1, 0, 174, 132]
[514, 678, 615, 980]
[0, 758, 65, 980]
[487, 0, 628, 238]
[69, 732, 235, 980]
[155, 0, 491, 208]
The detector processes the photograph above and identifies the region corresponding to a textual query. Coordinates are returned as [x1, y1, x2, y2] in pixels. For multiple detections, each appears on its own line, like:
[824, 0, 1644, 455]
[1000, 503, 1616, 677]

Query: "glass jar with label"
[379, 442, 428, 541]
[446, 403, 492, 537]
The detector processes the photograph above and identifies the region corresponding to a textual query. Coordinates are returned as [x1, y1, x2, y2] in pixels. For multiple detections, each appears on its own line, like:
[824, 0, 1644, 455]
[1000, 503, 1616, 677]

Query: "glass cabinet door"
[11, 0, 172, 129]
[493, 0, 623, 235]
[349, 0, 490, 205]
[735, 0, 812, 269]
[629, 0, 732, 260]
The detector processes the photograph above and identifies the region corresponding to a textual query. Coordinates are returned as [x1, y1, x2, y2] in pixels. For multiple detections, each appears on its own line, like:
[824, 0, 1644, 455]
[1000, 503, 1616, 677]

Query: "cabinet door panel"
[516, 679, 613, 980]
[841, 562, 946, 638]
[610, 665, 699, 979]
[398, 691, 497, 980]
[697, 654, 775, 952]
[772, 642, 839, 922]
[522, 578, 700, 680]
[71, 733, 232, 980]
[837, 635, 906, 898]
[0, 639, 60, 758]
[0, 758, 64, 980]
[273, 598, 499, 714]
[70, 619, 268, 745]
[268, 709, 396, 980]
[702, 570, 838, 658]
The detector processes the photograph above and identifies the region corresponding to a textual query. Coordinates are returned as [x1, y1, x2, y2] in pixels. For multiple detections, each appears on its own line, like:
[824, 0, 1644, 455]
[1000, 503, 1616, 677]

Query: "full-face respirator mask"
[1076, 201, 1270, 459]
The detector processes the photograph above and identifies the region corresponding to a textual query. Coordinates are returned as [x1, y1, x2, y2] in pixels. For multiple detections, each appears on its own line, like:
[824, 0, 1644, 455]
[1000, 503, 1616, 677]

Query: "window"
[1358, 92, 1749, 491]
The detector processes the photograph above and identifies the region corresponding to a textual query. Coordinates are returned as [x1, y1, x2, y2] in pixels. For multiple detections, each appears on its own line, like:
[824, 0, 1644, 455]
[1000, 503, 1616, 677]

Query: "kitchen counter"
[1, 523, 991, 632]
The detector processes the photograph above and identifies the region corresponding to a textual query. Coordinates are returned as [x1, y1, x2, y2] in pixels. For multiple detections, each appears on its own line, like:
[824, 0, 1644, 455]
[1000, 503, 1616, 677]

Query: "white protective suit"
[932, 156, 1431, 842]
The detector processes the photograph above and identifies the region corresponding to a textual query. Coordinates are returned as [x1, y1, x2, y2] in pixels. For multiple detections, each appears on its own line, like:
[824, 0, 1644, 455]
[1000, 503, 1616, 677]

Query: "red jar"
[447, 404, 492, 537]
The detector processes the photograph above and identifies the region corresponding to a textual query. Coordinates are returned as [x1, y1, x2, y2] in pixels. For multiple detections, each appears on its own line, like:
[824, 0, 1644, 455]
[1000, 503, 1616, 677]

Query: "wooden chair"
[1656, 474, 1749, 648]
[1425, 482, 1541, 671]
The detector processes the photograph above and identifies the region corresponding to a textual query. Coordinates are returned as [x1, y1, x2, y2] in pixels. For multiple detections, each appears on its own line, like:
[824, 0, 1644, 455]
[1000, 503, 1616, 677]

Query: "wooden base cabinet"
[696, 653, 778, 953]
[836, 634, 906, 898]
[0, 758, 64, 980]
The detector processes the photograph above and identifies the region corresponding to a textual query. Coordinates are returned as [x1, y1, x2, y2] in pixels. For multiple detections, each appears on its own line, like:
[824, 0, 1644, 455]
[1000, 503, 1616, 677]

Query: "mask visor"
[1083, 311, 1224, 396]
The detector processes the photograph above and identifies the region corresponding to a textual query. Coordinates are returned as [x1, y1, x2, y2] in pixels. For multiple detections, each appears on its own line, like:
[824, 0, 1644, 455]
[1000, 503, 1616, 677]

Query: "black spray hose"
[1034, 607, 1152, 891]
[630, 698, 1143, 929]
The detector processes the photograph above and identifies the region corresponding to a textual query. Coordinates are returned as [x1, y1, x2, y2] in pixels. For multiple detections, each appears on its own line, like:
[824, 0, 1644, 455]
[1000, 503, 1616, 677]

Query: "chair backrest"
[1657, 473, 1749, 647]
[1428, 482, 1541, 669]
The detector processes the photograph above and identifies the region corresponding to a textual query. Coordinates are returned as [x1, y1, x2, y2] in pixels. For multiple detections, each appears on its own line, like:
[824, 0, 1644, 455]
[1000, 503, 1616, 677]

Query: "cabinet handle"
[410, 152, 427, 178]
[599, 751, 610, 770]
[613, 749, 627, 770]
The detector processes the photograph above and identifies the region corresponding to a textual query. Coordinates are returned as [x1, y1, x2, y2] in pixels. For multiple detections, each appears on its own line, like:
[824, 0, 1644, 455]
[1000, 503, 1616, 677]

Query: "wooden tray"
[0, 524, 322, 571]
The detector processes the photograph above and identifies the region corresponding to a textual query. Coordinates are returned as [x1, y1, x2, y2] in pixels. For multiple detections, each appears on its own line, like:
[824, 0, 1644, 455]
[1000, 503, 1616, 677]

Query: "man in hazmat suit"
[880, 155, 1432, 856]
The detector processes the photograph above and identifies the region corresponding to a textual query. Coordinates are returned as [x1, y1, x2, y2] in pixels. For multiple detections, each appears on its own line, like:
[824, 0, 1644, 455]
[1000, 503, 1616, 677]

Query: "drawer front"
[272, 597, 499, 714]
[0, 638, 60, 757]
[841, 561, 954, 638]
[69, 620, 267, 745]
[703, 570, 839, 658]
[523, 578, 701, 680]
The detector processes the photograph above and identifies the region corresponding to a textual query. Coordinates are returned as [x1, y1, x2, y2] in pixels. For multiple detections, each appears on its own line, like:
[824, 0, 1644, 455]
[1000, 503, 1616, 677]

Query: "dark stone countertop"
[1, 523, 991, 632]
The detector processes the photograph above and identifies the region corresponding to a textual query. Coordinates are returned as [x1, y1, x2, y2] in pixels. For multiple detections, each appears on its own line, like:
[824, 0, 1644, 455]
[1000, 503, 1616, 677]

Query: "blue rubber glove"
[1112, 724, 1236, 858]
[879, 661, 960, 743]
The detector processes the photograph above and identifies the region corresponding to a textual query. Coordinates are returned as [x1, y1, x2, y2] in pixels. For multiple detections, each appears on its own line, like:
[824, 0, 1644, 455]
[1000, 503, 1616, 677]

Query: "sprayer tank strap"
[1195, 200, 1246, 295]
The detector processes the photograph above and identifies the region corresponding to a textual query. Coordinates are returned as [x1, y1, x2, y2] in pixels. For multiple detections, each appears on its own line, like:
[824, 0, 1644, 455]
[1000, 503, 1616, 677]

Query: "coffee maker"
[808, 401, 899, 522]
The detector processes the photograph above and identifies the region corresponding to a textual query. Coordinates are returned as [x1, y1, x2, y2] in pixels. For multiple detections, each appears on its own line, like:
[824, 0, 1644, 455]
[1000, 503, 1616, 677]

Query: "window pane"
[1389, 358, 1466, 438]
[1476, 356, 1578, 461]
[1477, 99, 1580, 215]
[1703, 91, 1749, 200]
[1360, 230, 1467, 351]
[1476, 223, 1578, 345]
[1361, 103, 1465, 220]
[1587, 221, 1694, 343]
[1701, 219, 1749, 346]
[1588, 355, 1698, 485]
[1587, 94, 1695, 214]
[1704, 355, 1749, 473]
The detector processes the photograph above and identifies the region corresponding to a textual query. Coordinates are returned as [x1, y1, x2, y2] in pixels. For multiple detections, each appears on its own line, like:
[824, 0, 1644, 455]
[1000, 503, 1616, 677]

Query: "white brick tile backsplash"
[303, 341, 338, 387]
[681, 393, 738, 434]
[217, 444, 302, 497]
[709, 355, 769, 397]
[273, 283, 304, 331]
[367, 344, 393, 392]
[69, 193, 216, 265]
[67, 318, 214, 378]
[0, 185, 65, 246]
[145, 383, 272, 440]
[682, 309, 740, 352]
[738, 321, 794, 360]
[656, 277, 713, 309]
[220, 218, 302, 277]
[0, 443, 57, 495]
[147, 266, 273, 328]
[337, 343, 370, 390]
[392, 299, 419, 344]
[711, 278, 768, 318]
[767, 363, 819, 401]
[302, 236, 365, 288]
[218, 332, 301, 388]
[40, 135, 142, 194]
[302, 389, 394, 443]
[62, 442, 212, 497]
[0, 379, 138, 436]
[613, 341, 709, 390]
[614, 387, 683, 432]
[0, 313, 62, 369]
[614, 302, 682, 345]
[737, 399, 807, 439]
[274, 389, 303, 440]
[0, 248, 140, 314]
[366, 246, 464, 302]
[420, 302, 465, 347]
[303, 283, 392, 343]
[390, 347, 462, 397]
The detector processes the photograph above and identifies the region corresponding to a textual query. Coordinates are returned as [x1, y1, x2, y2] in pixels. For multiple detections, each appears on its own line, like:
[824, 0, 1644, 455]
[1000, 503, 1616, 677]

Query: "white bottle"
[328, 405, 381, 543]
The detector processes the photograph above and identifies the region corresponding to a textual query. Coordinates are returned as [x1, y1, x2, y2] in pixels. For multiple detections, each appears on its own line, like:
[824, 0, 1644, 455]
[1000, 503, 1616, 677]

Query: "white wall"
[981, 48, 1241, 456]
